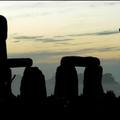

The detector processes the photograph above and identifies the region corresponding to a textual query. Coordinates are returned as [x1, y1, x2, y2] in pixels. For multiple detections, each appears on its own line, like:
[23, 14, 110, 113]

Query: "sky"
[0, 1, 120, 83]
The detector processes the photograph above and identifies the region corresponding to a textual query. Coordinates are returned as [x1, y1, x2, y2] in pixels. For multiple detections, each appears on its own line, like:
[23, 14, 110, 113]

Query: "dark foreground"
[0, 92, 119, 118]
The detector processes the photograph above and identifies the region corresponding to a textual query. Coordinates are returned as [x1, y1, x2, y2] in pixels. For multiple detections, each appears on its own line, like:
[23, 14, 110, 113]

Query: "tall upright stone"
[20, 67, 47, 102]
[0, 15, 7, 64]
[54, 65, 78, 98]
[83, 66, 104, 97]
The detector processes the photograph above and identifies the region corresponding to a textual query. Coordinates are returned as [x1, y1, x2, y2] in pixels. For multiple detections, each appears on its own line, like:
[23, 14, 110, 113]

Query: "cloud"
[67, 31, 120, 37]
[67, 33, 94, 37]
[95, 31, 120, 36]
[77, 46, 120, 54]
[35, 38, 73, 43]
[13, 34, 73, 44]
[54, 35, 66, 38]
[13, 35, 43, 40]
[13, 40, 20, 43]
[12, 30, 120, 44]
[69, 30, 119, 37]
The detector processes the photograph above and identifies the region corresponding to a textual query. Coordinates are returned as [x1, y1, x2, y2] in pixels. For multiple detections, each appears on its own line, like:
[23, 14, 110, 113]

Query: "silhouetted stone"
[20, 67, 47, 102]
[0, 67, 11, 98]
[0, 15, 13, 101]
[61, 56, 100, 67]
[0, 15, 7, 64]
[0, 15, 33, 103]
[0, 15, 7, 41]
[54, 65, 78, 98]
[83, 66, 104, 97]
